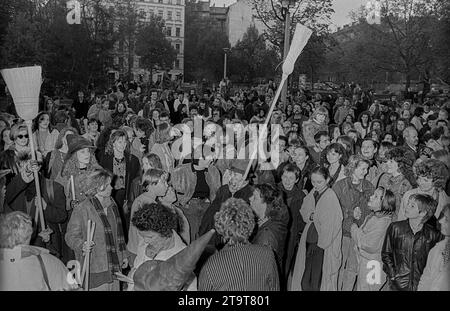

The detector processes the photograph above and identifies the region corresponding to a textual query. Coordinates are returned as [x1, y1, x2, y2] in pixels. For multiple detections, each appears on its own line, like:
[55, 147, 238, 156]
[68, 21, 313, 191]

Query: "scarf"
[91, 196, 126, 276]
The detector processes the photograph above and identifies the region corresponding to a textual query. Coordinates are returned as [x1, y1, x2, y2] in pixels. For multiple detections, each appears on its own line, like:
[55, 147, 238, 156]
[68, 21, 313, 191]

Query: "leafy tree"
[344, 0, 446, 90]
[135, 15, 177, 79]
[229, 25, 279, 82]
[251, 0, 334, 52]
[184, 0, 231, 82]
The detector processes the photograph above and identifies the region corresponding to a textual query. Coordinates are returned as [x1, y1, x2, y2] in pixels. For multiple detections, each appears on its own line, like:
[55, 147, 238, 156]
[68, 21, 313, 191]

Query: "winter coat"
[333, 177, 375, 237]
[5, 174, 67, 256]
[278, 182, 305, 276]
[290, 188, 343, 291]
[65, 197, 127, 275]
[98, 152, 140, 205]
[252, 219, 288, 269]
[351, 213, 392, 291]
[170, 163, 221, 206]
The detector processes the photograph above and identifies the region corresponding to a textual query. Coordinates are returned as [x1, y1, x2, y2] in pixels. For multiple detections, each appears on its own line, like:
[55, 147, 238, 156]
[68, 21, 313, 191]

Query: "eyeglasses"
[17, 134, 29, 139]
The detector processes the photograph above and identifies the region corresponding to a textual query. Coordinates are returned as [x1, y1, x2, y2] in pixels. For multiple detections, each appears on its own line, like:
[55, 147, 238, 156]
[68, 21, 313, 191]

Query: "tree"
[251, 0, 334, 52]
[229, 25, 279, 82]
[345, 0, 446, 90]
[114, 0, 144, 81]
[135, 16, 177, 80]
[184, 0, 231, 82]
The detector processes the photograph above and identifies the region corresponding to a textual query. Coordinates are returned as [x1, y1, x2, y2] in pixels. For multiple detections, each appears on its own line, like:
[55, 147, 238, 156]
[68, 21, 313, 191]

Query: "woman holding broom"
[65, 168, 128, 291]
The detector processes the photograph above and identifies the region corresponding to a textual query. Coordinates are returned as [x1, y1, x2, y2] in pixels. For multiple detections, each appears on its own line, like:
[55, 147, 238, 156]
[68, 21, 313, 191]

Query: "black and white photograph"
[0, 0, 449, 300]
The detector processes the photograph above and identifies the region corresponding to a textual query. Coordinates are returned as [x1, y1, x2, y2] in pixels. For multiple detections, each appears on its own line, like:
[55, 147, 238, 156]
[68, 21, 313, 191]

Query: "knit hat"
[66, 134, 95, 156]
[229, 159, 251, 175]
[133, 229, 215, 291]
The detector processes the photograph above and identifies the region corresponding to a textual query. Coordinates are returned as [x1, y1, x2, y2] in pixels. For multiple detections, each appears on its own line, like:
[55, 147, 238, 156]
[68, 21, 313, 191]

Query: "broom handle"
[86, 221, 95, 291]
[26, 120, 45, 232]
[81, 220, 91, 287]
[242, 75, 287, 181]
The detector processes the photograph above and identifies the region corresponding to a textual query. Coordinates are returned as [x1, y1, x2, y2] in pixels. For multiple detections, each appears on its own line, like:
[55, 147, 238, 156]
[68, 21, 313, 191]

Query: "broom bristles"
[1, 66, 42, 121]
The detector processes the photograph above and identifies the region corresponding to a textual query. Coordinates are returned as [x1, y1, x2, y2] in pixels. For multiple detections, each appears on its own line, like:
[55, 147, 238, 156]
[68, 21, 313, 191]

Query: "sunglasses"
[17, 134, 29, 139]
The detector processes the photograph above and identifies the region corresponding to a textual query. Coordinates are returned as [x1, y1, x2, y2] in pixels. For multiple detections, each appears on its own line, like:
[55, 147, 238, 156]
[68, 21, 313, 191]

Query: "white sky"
[210, 0, 368, 29]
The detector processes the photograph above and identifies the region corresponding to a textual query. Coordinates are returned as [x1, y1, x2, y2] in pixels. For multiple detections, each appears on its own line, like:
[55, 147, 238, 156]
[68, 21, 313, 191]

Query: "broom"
[242, 24, 313, 181]
[1, 66, 46, 231]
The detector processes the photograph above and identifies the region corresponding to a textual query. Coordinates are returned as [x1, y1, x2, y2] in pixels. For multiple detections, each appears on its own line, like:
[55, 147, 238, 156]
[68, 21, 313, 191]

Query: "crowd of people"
[0, 80, 449, 291]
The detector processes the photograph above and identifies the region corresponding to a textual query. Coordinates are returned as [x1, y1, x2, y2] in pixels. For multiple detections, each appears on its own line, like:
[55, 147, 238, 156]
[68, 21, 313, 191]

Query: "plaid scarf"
[91, 197, 126, 276]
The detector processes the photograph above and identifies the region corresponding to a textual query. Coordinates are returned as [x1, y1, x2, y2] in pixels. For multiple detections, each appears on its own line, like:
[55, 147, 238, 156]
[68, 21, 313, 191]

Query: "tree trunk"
[405, 72, 411, 92]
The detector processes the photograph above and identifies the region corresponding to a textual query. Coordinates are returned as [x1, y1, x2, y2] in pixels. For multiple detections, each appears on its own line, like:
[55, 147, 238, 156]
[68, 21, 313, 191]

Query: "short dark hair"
[409, 193, 438, 224]
[314, 131, 329, 143]
[310, 166, 330, 180]
[281, 163, 301, 180]
[131, 202, 177, 238]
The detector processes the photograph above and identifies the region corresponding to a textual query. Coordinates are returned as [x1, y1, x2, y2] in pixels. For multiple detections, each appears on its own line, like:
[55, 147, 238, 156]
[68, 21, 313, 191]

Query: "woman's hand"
[82, 240, 95, 255]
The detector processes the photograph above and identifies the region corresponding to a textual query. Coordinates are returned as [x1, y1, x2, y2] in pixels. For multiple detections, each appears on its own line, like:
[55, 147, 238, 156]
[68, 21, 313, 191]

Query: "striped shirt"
[198, 244, 280, 291]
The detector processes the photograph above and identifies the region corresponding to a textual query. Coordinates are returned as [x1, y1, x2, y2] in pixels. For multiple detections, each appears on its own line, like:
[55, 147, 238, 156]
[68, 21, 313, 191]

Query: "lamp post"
[223, 47, 231, 80]
[281, 0, 295, 106]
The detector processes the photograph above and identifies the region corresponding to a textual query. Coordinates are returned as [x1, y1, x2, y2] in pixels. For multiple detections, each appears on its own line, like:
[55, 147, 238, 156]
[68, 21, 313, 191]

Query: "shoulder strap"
[46, 179, 54, 203]
[37, 254, 52, 291]
[376, 172, 386, 189]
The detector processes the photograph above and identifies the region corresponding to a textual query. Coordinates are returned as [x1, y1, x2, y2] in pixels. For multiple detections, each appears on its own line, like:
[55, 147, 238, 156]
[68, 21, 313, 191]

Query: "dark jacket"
[381, 220, 444, 291]
[333, 177, 375, 237]
[251, 219, 288, 270]
[98, 152, 140, 205]
[5, 174, 67, 257]
[278, 182, 305, 276]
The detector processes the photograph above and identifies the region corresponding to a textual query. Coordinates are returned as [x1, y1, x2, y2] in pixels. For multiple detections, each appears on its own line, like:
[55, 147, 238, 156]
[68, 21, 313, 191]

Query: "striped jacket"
[198, 244, 280, 291]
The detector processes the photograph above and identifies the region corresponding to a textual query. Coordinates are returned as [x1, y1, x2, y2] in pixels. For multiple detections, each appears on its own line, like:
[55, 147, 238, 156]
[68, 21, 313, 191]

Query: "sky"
[210, 0, 368, 29]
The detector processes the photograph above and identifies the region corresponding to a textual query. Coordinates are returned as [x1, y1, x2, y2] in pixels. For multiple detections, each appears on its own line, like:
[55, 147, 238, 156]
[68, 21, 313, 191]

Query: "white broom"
[242, 24, 313, 181]
[1, 66, 45, 231]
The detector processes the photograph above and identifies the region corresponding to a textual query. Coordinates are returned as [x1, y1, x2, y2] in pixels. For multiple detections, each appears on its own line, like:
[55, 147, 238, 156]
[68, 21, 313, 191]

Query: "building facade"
[226, 0, 265, 47]
[112, 0, 185, 83]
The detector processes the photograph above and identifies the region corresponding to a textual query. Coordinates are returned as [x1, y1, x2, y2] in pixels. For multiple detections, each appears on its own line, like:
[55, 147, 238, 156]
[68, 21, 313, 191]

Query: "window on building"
[158, 0, 163, 3]
[158, 10, 163, 18]
[175, 27, 180, 37]
[175, 59, 180, 69]
[166, 27, 172, 36]
[167, 11, 172, 20]
[175, 43, 180, 52]
[176, 0, 181, 5]
[119, 57, 124, 69]
[176, 11, 181, 20]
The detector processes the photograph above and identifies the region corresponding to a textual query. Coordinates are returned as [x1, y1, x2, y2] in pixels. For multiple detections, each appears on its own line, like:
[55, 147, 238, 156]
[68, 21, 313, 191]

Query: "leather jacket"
[381, 220, 443, 291]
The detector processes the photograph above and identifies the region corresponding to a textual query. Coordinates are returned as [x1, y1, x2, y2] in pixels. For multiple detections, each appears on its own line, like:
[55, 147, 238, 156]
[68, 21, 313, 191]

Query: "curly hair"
[214, 198, 255, 246]
[385, 147, 417, 187]
[344, 154, 370, 177]
[105, 128, 128, 155]
[131, 202, 177, 238]
[253, 184, 287, 222]
[61, 148, 99, 178]
[0, 211, 33, 248]
[414, 159, 449, 191]
[78, 168, 113, 197]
